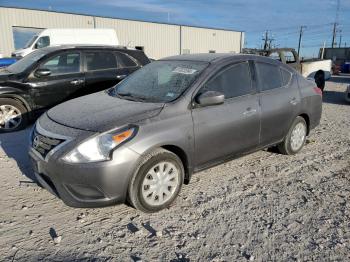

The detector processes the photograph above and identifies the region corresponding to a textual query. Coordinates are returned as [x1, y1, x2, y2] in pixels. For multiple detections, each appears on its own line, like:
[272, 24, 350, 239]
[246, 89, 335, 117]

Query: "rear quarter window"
[115, 52, 138, 68]
[281, 68, 292, 86]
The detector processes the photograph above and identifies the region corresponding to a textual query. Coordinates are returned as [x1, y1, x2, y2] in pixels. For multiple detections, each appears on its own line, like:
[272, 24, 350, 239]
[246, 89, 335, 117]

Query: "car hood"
[47, 91, 164, 132]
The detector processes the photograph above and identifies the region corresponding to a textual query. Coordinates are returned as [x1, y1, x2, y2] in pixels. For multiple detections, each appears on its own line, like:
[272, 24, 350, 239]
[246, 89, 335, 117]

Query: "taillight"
[313, 87, 323, 96]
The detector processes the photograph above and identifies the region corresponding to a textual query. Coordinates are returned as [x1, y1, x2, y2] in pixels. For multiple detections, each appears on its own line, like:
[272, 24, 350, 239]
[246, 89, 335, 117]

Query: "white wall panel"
[0, 7, 243, 59]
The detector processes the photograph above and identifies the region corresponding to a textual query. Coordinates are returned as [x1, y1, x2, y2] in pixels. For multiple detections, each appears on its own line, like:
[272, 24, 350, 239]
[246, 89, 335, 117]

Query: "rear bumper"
[29, 145, 141, 208]
[345, 86, 350, 102]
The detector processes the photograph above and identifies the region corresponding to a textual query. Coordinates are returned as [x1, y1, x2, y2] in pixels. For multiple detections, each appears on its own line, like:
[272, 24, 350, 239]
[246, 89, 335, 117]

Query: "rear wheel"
[277, 116, 307, 155]
[128, 148, 184, 213]
[0, 98, 28, 133]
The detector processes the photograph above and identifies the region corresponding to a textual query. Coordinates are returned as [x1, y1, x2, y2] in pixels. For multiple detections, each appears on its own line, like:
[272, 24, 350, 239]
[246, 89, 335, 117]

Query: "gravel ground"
[1, 77, 349, 262]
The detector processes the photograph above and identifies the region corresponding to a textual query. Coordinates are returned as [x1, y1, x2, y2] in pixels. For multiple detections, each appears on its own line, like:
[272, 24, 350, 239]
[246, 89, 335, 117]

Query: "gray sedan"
[29, 54, 322, 212]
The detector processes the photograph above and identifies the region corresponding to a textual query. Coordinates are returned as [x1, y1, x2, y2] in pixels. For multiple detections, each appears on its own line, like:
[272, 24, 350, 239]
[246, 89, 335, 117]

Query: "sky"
[1, 0, 350, 58]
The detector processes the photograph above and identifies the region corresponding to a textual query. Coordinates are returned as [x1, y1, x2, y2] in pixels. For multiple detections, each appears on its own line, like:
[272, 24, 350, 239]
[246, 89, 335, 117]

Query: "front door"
[28, 51, 84, 109]
[191, 61, 260, 168]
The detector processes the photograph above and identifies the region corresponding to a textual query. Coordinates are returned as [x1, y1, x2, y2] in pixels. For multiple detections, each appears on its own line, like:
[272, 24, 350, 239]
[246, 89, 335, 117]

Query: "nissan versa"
[29, 54, 322, 213]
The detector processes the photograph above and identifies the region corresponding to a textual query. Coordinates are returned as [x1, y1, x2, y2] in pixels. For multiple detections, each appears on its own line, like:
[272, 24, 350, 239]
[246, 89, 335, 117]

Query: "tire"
[277, 116, 307, 155]
[0, 98, 28, 133]
[128, 148, 184, 213]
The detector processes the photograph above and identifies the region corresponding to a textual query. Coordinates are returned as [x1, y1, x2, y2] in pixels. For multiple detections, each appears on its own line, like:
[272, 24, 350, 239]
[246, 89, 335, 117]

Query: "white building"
[0, 6, 244, 59]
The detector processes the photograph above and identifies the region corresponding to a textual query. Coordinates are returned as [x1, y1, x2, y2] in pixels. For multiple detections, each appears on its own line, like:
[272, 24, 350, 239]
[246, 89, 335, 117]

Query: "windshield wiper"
[116, 92, 148, 102]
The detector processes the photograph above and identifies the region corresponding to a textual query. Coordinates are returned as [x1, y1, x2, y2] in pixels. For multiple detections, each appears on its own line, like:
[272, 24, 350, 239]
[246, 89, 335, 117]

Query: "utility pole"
[321, 41, 326, 59]
[332, 0, 340, 48]
[338, 30, 342, 48]
[332, 23, 337, 48]
[262, 30, 274, 50]
[297, 26, 306, 56]
[263, 31, 269, 50]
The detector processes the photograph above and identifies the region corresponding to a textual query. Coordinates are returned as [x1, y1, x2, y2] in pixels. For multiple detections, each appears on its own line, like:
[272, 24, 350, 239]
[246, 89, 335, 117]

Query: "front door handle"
[70, 79, 84, 85]
[243, 108, 257, 116]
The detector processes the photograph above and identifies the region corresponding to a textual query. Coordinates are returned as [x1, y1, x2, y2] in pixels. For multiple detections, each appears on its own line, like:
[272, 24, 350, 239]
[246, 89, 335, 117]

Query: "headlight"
[62, 127, 136, 163]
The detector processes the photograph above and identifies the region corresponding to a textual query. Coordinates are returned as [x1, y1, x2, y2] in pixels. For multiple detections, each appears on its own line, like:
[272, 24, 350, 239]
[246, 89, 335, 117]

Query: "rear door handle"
[243, 108, 257, 116]
[116, 75, 127, 80]
[290, 97, 298, 105]
[70, 79, 84, 85]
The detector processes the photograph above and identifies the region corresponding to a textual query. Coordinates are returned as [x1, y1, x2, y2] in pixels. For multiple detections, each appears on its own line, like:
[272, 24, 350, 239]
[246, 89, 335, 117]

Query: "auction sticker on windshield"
[172, 67, 197, 75]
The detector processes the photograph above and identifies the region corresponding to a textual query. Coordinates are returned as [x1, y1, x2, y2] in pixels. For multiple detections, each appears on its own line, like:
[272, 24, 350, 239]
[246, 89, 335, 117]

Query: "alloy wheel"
[0, 105, 22, 130]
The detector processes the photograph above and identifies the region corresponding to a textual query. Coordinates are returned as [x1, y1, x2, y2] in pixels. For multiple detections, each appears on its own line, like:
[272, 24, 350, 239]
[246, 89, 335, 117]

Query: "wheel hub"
[141, 161, 179, 206]
[0, 105, 22, 130]
[290, 122, 306, 151]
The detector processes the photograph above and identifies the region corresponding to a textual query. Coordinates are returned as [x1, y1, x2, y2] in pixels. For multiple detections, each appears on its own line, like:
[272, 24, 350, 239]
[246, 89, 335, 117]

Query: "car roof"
[39, 45, 136, 53]
[160, 53, 276, 64]
[160, 53, 240, 62]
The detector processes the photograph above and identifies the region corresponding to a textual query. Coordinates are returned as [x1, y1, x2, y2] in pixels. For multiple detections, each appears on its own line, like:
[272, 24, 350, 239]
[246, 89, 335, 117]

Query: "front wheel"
[128, 148, 184, 213]
[0, 98, 28, 133]
[278, 116, 307, 155]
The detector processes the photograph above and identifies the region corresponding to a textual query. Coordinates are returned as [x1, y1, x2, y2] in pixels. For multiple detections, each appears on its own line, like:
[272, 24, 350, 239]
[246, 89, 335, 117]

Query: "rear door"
[83, 51, 119, 95]
[255, 61, 300, 146]
[192, 61, 260, 168]
[27, 51, 84, 108]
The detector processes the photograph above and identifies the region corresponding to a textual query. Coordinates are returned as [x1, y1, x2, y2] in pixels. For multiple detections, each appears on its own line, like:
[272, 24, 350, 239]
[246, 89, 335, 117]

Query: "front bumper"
[28, 119, 141, 208]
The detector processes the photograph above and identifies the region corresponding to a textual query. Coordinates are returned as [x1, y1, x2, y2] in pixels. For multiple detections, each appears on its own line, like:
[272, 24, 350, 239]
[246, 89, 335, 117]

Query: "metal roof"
[0, 6, 244, 33]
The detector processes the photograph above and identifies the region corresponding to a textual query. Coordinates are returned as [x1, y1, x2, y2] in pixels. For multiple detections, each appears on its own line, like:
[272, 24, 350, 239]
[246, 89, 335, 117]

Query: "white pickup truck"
[244, 48, 332, 91]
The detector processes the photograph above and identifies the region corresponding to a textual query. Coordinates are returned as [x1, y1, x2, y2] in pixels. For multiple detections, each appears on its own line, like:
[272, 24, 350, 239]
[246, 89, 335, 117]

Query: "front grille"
[32, 130, 65, 158]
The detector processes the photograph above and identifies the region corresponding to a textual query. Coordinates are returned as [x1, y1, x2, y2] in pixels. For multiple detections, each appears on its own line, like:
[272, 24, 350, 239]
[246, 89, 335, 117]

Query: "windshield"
[7, 50, 46, 73]
[110, 60, 208, 102]
[24, 35, 38, 48]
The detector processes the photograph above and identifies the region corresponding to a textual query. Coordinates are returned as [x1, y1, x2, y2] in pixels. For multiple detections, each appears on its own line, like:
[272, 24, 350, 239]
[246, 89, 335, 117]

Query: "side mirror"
[34, 68, 51, 78]
[196, 91, 225, 106]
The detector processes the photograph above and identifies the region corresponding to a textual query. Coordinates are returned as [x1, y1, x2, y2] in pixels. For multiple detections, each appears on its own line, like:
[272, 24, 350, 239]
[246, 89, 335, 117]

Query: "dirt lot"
[1, 77, 349, 262]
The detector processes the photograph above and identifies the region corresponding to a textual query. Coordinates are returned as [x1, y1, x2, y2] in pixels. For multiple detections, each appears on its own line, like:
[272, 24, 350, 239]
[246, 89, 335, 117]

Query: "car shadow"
[322, 90, 348, 105]
[0, 126, 36, 182]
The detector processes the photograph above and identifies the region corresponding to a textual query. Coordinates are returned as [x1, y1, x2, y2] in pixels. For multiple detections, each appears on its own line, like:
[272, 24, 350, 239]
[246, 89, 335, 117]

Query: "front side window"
[38, 52, 80, 75]
[35, 36, 50, 49]
[86, 52, 117, 71]
[110, 60, 208, 103]
[201, 62, 253, 99]
[256, 62, 282, 91]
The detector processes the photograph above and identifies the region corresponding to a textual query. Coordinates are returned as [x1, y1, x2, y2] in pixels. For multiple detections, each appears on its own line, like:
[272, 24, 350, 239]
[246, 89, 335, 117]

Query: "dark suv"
[0, 45, 150, 132]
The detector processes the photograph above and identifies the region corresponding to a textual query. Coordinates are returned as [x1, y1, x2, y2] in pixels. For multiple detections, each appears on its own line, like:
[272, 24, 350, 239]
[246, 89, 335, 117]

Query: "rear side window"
[116, 52, 138, 68]
[86, 52, 117, 71]
[281, 68, 292, 86]
[202, 62, 252, 99]
[283, 51, 296, 63]
[256, 62, 282, 91]
[269, 52, 281, 61]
